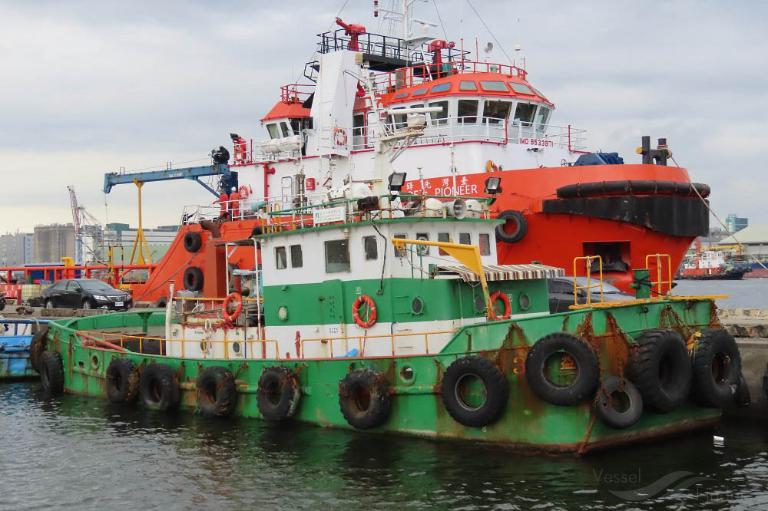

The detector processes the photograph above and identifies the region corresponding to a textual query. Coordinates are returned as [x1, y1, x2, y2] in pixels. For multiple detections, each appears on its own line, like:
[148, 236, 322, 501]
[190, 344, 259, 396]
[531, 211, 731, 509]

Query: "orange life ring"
[333, 127, 348, 147]
[489, 291, 511, 320]
[352, 294, 377, 329]
[222, 292, 243, 323]
[485, 160, 500, 173]
[238, 185, 250, 199]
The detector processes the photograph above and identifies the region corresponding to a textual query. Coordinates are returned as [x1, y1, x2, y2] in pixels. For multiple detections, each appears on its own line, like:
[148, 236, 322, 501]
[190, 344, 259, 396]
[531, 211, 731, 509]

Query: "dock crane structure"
[101, 149, 237, 264]
[67, 185, 105, 264]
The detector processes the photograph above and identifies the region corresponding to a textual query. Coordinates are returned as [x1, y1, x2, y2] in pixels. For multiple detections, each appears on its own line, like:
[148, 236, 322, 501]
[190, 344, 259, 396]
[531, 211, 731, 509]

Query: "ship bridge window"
[428, 100, 449, 126]
[509, 82, 534, 95]
[459, 80, 478, 91]
[390, 107, 407, 129]
[412, 87, 428, 96]
[290, 245, 303, 268]
[266, 123, 280, 139]
[431, 83, 452, 93]
[459, 233, 471, 245]
[325, 240, 350, 273]
[514, 103, 537, 125]
[480, 80, 507, 92]
[280, 122, 291, 137]
[483, 100, 512, 125]
[535, 107, 551, 128]
[275, 247, 287, 270]
[363, 235, 378, 260]
[394, 92, 409, 99]
[479, 233, 491, 256]
[458, 100, 479, 124]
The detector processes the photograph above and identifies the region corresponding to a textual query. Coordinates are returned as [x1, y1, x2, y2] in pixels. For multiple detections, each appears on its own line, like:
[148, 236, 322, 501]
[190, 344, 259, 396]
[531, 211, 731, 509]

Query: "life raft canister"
[352, 294, 377, 329]
[488, 291, 511, 320]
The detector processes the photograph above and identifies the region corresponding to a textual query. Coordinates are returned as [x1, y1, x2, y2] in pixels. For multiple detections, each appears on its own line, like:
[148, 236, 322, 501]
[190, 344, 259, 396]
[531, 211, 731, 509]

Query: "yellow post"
[392, 238, 493, 319]
[129, 180, 152, 265]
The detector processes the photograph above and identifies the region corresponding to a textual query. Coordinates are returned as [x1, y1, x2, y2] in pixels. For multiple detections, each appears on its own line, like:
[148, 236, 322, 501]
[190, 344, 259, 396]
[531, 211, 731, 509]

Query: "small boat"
[0, 319, 48, 381]
[678, 250, 750, 280]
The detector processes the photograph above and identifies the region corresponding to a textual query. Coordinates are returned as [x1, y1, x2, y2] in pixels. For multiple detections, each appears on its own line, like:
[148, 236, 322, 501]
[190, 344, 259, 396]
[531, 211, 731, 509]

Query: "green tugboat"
[34, 107, 746, 454]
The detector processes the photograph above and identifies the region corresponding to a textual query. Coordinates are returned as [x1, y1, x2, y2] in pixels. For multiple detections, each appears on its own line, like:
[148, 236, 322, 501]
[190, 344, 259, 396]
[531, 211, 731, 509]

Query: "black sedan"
[42, 279, 132, 310]
[548, 277, 632, 313]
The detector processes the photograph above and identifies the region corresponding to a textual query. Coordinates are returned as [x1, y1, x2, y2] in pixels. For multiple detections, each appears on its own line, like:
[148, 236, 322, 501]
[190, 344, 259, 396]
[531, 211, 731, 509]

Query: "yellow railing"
[645, 253, 673, 296]
[572, 255, 603, 306]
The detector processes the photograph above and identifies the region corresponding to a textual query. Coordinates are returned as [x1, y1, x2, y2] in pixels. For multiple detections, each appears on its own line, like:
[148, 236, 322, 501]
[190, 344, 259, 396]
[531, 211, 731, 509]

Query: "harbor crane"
[67, 185, 105, 264]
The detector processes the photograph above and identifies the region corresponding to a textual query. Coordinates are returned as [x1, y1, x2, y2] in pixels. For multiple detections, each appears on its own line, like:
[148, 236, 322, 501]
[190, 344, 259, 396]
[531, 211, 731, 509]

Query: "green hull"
[45, 299, 722, 454]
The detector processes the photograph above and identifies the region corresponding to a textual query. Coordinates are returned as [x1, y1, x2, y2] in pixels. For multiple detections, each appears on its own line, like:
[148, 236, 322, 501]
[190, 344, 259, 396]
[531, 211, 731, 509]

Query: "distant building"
[33, 224, 76, 263]
[717, 224, 768, 257]
[726, 214, 748, 233]
[0, 232, 34, 266]
[104, 223, 179, 262]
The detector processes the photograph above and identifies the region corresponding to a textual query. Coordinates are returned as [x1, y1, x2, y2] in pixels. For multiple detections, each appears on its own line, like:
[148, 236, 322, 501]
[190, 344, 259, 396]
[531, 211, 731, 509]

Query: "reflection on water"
[2, 382, 768, 510]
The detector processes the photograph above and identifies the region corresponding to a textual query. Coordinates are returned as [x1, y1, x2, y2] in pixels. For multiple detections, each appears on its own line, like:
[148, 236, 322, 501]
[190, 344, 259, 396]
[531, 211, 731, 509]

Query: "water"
[2, 383, 768, 510]
[672, 279, 768, 309]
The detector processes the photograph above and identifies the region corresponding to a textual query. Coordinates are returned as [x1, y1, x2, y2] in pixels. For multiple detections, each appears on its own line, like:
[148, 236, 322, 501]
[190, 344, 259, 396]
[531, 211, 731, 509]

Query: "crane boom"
[103, 163, 234, 196]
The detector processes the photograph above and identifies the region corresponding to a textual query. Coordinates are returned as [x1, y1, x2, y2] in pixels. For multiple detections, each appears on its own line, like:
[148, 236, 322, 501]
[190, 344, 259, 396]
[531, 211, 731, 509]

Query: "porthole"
[411, 297, 425, 315]
[278, 306, 289, 321]
[399, 366, 415, 385]
[232, 342, 241, 354]
[90, 354, 99, 370]
[518, 293, 531, 311]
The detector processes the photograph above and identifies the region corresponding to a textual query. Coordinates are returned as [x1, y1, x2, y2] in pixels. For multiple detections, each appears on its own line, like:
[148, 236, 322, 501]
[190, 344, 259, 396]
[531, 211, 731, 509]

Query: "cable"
[465, 0, 514, 64]
[370, 220, 388, 294]
[671, 155, 768, 272]
[432, 0, 449, 40]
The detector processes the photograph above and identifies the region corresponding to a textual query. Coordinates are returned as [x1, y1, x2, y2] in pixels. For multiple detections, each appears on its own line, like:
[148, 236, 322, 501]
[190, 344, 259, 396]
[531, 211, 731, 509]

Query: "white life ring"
[333, 127, 348, 147]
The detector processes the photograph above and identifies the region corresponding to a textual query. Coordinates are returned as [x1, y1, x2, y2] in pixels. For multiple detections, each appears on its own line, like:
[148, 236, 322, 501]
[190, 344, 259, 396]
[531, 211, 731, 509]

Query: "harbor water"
[2, 278, 767, 510]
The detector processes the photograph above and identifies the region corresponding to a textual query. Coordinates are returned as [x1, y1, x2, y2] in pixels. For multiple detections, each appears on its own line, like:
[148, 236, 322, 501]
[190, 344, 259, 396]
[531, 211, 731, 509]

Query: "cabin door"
[318, 279, 346, 355]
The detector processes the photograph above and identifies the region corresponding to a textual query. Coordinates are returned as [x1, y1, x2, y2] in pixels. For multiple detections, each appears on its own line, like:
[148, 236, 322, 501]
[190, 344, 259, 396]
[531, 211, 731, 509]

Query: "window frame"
[275, 246, 287, 270]
[324, 239, 351, 273]
[290, 244, 303, 268]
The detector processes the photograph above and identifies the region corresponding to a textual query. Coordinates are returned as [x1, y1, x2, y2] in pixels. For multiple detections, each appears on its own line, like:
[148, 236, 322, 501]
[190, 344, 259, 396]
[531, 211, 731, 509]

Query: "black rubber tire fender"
[106, 359, 139, 404]
[155, 297, 168, 308]
[40, 350, 64, 397]
[525, 333, 600, 406]
[183, 231, 202, 253]
[495, 210, 528, 244]
[257, 366, 302, 421]
[338, 369, 391, 430]
[691, 328, 742, 408]
[627, 329, 691, 412]
[440, 356, 509, 427]
[594, 375, 643, 429]
[139, 363, 181, 411]
[29, 325, 49, 373]
[196, 366, 237, 417]
[734, 373, 751, 408]
[183, 266, 204, 292]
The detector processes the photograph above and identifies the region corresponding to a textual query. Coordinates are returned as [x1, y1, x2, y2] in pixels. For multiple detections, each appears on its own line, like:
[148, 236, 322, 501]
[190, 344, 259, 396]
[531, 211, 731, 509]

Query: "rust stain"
[709, 301, 722, 328]
[660, 305, 691, 339]
[601, 313, 631, 376]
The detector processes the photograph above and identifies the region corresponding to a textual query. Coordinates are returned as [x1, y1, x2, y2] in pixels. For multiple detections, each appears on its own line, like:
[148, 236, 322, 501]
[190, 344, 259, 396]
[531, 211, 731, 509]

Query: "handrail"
[645, 253, 673, 296]
[572, 256, 603, 307]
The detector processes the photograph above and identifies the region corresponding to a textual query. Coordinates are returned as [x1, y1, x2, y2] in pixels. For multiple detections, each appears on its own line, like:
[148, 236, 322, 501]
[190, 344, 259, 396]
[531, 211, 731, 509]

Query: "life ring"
[441, 356, 508, 427]
[691, 328, 742, 408]
[139, 363, 181, 411]
[196, 366, 237, 417]
[626, 329, 691, 412]
[489, 291, 511, 320]
[238, 185, 251, 199]
[339, 369, 392, 429]
[485, 159, 500, 172]
[257, 366, 302, 421]
[40, 351, 64, 397]
[333, 127, 348, 147]
[222, 292, 243, 323]
[352, 294, 377, 329]
[525, 333, 599, 406]
[106, 359, 139, 403]
[594, 376, 643, 429]
[495, 210, 528, 243]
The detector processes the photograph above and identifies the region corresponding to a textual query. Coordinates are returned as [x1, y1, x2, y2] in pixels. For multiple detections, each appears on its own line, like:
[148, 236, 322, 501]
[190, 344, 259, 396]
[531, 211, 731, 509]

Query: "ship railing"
[279, 83, 314, 103]
[572, 256, 604, 307]
[298, 329, 456, 359]
[371, 59, 527, 92]
[645, 253, 673, 296]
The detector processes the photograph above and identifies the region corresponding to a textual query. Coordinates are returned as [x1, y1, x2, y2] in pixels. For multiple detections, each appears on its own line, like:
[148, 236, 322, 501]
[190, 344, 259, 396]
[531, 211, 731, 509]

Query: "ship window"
[458, 100, 478, 124]
[290, 119, 302, 134]
[479, 233, 491, 256]
[266, 123, 280, 139]
[280, 122, 291, 137]
[437, 232, 450, 255]
[390, 106, 407, 129]
[275, 247, 287, 270]
[431, 83, 452, 93]
[353, 114, 365, 128]
[416, 233, 429, 255]
[480, 80, 507, 92]
[514, 103, 536, 124]
[393, 233, 408, 258]
[324, 240, 350, 273]
[363, 235, 378, 260]
[290, 244, 303, 268]
[412, 87, 428, 96]
[395, 92, 409, 99]
[509, 82, 534, 95]
[483, 100, 512, 124]
[459, 80, 477, 91]
[428, 101, 449, 125]
[535, 106, 551, 127]
[459, 233, 471, 245]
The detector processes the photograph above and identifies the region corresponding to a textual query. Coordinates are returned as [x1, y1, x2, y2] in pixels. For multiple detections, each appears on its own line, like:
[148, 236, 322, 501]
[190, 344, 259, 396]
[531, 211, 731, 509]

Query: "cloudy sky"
[0, 0, 766, 233]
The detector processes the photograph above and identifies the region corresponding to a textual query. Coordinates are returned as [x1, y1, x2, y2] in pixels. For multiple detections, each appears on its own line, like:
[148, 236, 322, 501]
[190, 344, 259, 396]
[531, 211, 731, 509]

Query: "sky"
[0, 0, 766, 232]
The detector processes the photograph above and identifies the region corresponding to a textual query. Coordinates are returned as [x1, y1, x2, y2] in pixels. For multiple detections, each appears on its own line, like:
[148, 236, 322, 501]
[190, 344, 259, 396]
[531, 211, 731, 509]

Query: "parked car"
[548, 277, 633, 313]
[41, 279, 132, 310]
